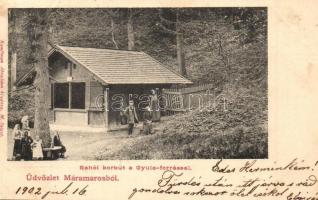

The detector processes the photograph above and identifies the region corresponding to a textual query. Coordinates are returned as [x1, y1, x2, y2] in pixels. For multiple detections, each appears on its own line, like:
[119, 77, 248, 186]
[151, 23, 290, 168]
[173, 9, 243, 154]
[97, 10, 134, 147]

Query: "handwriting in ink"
[127, 159, 318, 200]
[15, 182, 88, 199]
[204, 176, 233, 187]
[239, 158, 312, 173]
[211, 159, 236, 173]
[158, 170, 201, 188]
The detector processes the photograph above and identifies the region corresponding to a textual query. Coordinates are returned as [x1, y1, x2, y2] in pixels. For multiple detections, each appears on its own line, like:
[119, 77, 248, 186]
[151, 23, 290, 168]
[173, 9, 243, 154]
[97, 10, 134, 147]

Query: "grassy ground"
[96, 86, 268, 160]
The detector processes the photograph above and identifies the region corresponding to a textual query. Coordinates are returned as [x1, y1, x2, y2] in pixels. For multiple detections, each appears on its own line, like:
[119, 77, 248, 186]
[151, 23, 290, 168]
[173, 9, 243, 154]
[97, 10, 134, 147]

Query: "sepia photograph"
[7, 8, 268, 161]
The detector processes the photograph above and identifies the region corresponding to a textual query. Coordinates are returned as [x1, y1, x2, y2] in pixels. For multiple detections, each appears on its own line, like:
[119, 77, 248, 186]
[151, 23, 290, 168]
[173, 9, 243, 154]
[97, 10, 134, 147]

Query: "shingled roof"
[52, 45, 192, 85]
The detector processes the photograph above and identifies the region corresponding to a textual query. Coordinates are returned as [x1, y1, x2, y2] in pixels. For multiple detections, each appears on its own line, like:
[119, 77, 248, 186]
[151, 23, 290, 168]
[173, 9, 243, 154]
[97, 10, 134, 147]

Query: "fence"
[162, 83, 218, 114]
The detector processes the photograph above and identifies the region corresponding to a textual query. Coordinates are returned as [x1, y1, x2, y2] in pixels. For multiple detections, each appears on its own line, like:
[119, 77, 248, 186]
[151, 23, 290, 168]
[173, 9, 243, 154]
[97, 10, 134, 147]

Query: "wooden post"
[85, 81, 90, 126]
[68, 82, 72, 109]
[51, 83, 55, 123]
[104, 87, 109, 131]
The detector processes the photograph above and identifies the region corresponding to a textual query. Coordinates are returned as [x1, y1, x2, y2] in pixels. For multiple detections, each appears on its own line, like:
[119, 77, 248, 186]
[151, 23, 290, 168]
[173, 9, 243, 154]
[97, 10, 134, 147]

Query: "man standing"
[125, 100, 139, 136]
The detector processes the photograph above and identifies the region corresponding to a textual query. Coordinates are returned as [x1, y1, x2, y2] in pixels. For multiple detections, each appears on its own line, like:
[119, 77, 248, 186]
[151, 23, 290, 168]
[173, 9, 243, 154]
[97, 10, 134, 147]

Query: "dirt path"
[60, 128, 143, 160]
[60, 119, 168, 160]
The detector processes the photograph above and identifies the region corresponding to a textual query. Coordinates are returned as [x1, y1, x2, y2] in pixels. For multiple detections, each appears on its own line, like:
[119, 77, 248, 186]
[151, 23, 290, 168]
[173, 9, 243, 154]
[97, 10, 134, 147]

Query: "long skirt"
[13, 139, 21, 157]
[21, 143, 32, 160]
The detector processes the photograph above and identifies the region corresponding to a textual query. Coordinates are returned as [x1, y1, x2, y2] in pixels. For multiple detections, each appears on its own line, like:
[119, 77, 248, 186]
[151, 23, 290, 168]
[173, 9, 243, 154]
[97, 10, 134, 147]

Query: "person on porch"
[150, 89, 161, 122]
[124, 100, 139, 136]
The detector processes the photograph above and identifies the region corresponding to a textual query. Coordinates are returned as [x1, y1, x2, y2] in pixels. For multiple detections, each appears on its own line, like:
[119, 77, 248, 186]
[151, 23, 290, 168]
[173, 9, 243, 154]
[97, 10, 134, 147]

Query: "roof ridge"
[57, 45, 143, 54]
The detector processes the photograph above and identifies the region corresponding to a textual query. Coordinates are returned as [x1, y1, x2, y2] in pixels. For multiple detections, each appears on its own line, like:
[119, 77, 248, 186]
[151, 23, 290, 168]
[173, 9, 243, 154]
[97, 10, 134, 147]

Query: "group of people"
[12, 115, 66, 161]
[122, 89, 161, 136]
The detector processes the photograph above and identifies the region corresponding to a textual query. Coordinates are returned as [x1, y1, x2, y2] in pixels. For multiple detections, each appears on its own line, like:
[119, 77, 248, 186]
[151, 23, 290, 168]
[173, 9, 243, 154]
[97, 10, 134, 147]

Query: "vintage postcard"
[0, 0, 317, 199]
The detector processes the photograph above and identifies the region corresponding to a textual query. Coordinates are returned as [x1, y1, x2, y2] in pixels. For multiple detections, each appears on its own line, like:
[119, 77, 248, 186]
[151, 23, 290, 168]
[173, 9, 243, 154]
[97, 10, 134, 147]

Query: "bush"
[8, 87, 35, 128]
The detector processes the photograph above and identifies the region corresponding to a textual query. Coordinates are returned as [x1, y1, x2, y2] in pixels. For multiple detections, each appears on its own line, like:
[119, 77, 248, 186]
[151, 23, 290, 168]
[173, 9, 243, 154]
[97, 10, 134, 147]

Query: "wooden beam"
[86, 81, 90, 126]
[68, 82, 72, 109]
[104, 87, 109, 131]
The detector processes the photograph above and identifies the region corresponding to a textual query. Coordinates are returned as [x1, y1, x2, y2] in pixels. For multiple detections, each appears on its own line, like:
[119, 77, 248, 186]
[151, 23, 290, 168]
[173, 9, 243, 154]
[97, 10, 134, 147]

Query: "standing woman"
[12, 124, 22, 160]
[149, 89, 161, 122]
[20, 116, 33, 160]
[20, 131, 33, 161]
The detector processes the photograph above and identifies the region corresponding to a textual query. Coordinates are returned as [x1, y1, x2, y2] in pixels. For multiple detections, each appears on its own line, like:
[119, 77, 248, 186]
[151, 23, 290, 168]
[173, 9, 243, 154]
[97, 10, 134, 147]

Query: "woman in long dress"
[149, 89, 161, 122]
[32, 135, 43, 160]
[20, 131, 33, 161]
[12, 124, 22, 160]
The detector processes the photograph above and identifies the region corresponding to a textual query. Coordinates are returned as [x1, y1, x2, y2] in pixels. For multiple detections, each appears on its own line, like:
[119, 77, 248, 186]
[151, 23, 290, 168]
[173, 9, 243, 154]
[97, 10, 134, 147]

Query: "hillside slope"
[96, 85, 267, 159]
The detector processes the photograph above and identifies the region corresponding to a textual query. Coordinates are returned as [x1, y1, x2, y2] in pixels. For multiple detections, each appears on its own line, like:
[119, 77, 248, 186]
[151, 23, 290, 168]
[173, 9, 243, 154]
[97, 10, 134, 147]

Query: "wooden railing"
[162, 83, 215, 113]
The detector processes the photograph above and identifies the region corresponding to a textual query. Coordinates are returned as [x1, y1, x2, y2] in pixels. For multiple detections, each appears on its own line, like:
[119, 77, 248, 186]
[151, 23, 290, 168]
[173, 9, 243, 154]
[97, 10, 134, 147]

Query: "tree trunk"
[110, 17, 119, 49]
[28, 9, 51, 148]
[176, 10, 186, 77]
[8, 10, 17, 95]
[106, 9, 119, 49]
[127, 9, 135, 50]
[10, 52, 17, 94]
[176, 32, 186, 76]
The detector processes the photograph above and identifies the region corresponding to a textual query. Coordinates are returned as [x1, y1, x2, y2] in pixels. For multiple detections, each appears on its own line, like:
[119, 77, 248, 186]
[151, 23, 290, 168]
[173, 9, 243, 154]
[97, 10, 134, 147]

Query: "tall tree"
[27, 9, 51, 147]
[8, 10, 17, 94]
[175, 10, 186, 76]
[157, 9, 187, 77]
[106, 9, 119, 49]
[127, 9, 135, 50]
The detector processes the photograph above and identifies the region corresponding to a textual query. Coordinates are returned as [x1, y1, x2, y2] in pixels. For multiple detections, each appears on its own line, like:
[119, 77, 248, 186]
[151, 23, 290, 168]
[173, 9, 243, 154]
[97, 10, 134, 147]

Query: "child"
[142, 106, 152, 135]
[32, 135, 43, 160]
[12, 124, 22, 160]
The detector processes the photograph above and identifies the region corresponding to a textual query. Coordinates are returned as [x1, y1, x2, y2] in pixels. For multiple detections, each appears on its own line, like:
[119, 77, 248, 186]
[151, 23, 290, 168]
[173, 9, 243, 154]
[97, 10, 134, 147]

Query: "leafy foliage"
[10, 8, 267, 84]
[8, 87, 35, 128]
